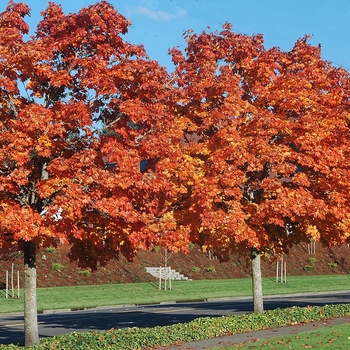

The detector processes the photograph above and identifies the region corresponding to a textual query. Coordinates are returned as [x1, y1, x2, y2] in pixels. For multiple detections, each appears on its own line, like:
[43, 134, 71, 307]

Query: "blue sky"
[8, 0, 350, 71]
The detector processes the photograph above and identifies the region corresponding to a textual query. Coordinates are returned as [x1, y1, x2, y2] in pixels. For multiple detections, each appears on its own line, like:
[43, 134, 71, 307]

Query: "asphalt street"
[1, 291, 350, 346]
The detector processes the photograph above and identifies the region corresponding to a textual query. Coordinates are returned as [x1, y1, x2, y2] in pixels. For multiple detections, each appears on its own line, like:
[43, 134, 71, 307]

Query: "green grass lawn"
[1, 274, 349, 314]
[214, 321, 350, 349]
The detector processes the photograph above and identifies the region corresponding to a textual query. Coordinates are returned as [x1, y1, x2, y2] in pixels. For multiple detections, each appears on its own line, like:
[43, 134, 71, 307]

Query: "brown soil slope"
[1, 243, 349, 288]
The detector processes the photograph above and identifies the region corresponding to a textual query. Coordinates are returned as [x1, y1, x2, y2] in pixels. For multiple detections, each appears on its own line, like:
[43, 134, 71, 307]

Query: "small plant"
[51, 262, 64, 271]
[191, 266, 200, 273]
[153, 246, 160, 253]
[328, 262, 338, 268]
[46, 246, 56, 253]
[206, 265, 216, 273]
[303, 265, 314, 271]
[262, 251, 271, 259]
[307, 257, 316, 264]
[12, 250, 23, 258]
[188, 243, 195, 250]
[78, 269, 91, 276]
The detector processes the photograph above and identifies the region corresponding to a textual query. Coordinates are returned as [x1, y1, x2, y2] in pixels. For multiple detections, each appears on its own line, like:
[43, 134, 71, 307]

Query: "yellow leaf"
[38, 135, 52, 148]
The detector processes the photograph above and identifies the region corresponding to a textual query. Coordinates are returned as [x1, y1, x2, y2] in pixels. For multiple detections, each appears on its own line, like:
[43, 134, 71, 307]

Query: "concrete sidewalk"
[157, 316, 350, 349]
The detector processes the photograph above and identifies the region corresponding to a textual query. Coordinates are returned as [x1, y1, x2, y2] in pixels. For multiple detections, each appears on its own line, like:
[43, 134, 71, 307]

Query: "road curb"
[42, 308, 71, 314]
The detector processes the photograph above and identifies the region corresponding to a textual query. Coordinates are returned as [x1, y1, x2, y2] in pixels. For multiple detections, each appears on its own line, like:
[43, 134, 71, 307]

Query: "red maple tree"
[170, 24, 350, 312]
[0, 1, 189, 345]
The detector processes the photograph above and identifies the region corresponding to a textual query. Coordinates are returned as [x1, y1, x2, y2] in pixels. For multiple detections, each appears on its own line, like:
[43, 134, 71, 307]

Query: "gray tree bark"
[24, 240, 40, 347]
[251, 249, 264, 313]
[23, 162, 48, 346]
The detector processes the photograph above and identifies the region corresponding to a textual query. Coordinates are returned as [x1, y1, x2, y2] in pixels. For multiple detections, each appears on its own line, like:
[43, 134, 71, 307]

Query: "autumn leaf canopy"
[1, 2, 350, 266]
[0, 1, 190, 267]
[169, 24, 350, 257]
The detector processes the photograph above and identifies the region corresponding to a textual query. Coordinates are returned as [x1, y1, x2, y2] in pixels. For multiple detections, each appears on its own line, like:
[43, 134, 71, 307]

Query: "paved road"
[1, 291, 350, 346]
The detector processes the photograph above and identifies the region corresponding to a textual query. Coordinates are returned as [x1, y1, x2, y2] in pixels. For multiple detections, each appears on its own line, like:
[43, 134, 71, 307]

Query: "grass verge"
[1, 275, 350, 314]
[216, 321, 350, 349]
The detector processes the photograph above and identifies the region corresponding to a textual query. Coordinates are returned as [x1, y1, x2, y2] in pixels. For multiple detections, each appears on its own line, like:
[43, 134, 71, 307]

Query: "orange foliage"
[2, 2, 350, 270]
[170, 26, 350, 258]
[0, 1, 189, 269]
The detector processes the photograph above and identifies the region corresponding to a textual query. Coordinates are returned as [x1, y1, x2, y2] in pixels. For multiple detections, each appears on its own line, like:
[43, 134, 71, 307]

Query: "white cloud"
[130, 6, 187, 21]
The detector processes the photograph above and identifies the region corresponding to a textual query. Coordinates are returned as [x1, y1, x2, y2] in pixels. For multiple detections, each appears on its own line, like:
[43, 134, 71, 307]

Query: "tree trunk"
[24, 240, 39, 347]
[251, 249, 264, 313]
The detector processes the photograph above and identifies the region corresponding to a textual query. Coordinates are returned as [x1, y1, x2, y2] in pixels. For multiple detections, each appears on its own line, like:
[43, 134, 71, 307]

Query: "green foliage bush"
[0, 304, 349, 350]
[191, 266, 201, 273]
[78, 269, 91, 276]
[152, 246, 160, 253]
[328, 262, 338, 268]
[307, 257, 316, 264]
[51, 262, 64, 271]
[303, 265, 314, 271]
[45, 247, 56, 253]
[206, 265, 216, 273]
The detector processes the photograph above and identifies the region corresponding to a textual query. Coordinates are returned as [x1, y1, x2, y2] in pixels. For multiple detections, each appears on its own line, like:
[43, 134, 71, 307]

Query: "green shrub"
[307, 257, 316, 264]
[78, 269, 91, 276]
[303, 265, 314, 271]
[3, 304, 348, 350]
[46, 246, 56, 253]
[188, 243, 195, 250]
[51, 262, 64, 271]
[206, 265, 216, 273]
[191, 266, 200, 273]
[153, 246, 160, 253]
[328, 262, 338, 268]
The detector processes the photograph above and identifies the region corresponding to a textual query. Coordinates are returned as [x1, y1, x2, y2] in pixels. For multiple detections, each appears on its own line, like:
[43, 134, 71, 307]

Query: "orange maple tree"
[0, 1, 189, 345]
[170, 24, 350, 311]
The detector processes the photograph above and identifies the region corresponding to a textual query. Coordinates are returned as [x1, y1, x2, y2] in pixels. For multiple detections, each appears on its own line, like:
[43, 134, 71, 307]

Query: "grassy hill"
[1, 242, 350, 289]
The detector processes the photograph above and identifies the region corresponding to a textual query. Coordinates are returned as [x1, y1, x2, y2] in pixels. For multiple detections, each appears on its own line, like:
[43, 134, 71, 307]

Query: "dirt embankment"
[1, 243, 349, 288]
